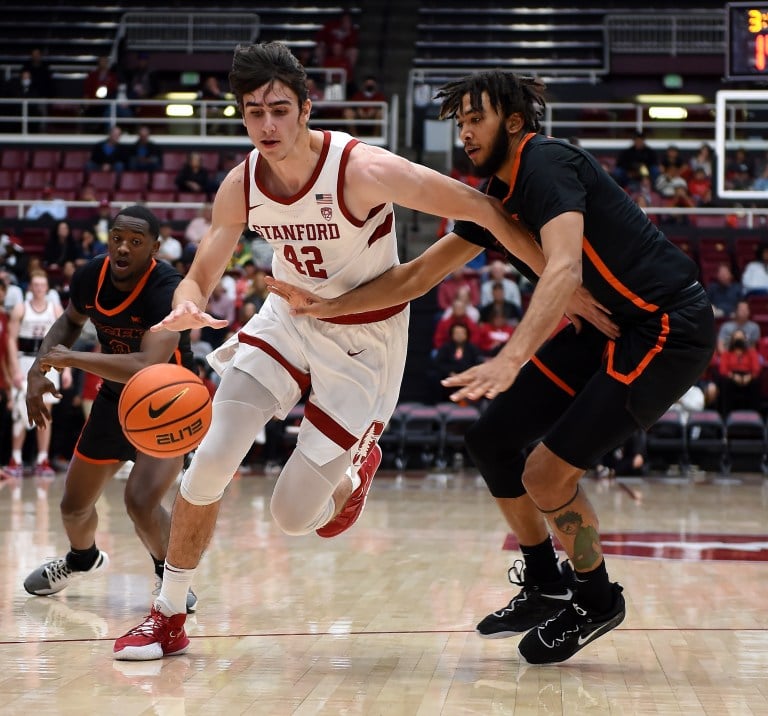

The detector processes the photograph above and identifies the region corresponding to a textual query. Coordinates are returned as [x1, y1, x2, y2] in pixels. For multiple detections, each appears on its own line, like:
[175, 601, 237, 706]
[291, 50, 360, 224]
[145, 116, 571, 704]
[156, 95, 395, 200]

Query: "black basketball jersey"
[69, 256, 194, 397]
[453, 133, 699, 322]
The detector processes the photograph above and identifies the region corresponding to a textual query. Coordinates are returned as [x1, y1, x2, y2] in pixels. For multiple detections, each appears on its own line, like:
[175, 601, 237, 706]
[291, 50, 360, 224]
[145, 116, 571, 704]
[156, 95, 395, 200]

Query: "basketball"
[118, 363, 212, 458]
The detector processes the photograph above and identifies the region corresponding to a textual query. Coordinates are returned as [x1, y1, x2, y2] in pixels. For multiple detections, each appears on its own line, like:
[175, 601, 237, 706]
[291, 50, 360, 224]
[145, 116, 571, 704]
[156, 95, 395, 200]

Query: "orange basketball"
[118, 363, 212, 458]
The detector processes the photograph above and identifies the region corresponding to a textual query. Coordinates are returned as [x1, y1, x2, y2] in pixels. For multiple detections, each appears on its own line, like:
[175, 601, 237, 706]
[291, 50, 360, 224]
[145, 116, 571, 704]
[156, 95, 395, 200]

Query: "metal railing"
[119, 13, 260, 53]
[0, 96, 392, 148]
[605, 12, 725, 55]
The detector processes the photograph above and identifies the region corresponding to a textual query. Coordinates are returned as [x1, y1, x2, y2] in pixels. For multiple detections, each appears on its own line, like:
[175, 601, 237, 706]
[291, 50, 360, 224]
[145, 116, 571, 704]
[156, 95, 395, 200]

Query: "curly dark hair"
[434, 71, 546, 133]
[228, 42, 309, 112]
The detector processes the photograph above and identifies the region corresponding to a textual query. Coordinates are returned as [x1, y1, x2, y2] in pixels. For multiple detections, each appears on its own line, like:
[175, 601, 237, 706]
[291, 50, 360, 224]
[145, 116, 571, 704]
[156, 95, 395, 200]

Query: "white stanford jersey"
[18, 298, 58, 353]
[245, 131, 399, 303]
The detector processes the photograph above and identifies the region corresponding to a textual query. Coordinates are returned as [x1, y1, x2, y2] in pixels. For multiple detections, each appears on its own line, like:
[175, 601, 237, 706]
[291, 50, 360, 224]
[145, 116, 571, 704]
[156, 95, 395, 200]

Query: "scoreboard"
[727, 3, 768, 80]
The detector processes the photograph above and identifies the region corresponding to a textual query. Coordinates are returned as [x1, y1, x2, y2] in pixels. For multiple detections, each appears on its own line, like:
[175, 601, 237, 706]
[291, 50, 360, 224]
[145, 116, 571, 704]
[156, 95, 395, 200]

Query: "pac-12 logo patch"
[321, 206, 333, 221]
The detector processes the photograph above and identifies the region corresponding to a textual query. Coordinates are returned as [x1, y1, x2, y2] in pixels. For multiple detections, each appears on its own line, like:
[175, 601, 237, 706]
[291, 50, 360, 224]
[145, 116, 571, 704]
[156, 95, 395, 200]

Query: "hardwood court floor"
[0, 467, 766, 715]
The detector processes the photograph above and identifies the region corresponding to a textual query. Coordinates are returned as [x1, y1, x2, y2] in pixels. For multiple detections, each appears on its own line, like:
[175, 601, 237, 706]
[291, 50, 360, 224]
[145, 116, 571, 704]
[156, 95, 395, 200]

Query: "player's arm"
[39, 317, 182, 385]
[443, 211, 583, 401]
[152, 167, 247, 332]
[267, 232, 482, 318]
[348, 144, 546, 275]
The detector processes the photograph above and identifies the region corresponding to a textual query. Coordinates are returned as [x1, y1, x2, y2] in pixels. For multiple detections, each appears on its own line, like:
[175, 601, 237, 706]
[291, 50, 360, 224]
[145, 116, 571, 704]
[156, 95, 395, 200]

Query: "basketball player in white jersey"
[6, 269, 70, 478]
[114, 41, 545, 660]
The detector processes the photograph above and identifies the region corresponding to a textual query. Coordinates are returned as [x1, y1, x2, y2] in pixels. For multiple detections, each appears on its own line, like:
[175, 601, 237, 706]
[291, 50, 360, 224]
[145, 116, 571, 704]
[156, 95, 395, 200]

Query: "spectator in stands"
[156, 221, 183, 264]
[689, 143, 713, 177]
[687, 167, 712, 206]
[632, 174, 661, 209]
[478, 306, 516, 357]
[82, 56, 119, 129]
[26, 185, 68, 222]
[127, 125, 163, 173]
[76, 228, 102, 266]
[594, 430, 647, 479]
[202, 279, 236, 350]
[175, 152, 211, 195]
[5, 67, 47, 133]
[87, 125, 126, 174]
[433, 323, 482, 402]
[437, 269, 480, 312]
[92, 199, 113, 244]
[124, 53, 157, 103]
[315, 8, 359, 72]
[660, 145, 686, 175]
[707, 263, 742, 320]
[726, 148, 755, 185]
[654, 159, 688, 199]
[433, 296, 481, 350]
[480, 259, 521, 311]
[442, 283, 480, 322]
[343, 75, 387, 137]
[740, 244, 768, 296]
[751, 163, 768, 192]
[227, 235, 253, 272]
[613, 130, 659, 189]
[199, 75, 234, 135]
[718, 328, 762, 415]
[65, 183, 99, 223]
[44, 221, 81, 271]
[717, 300, 760, 353]
[479, 281, 522, 324]
[183, 202, 213, 251]
[239, 263, 269, 323]
[322, 40, 354, 93]
[22, 48, 55, 99]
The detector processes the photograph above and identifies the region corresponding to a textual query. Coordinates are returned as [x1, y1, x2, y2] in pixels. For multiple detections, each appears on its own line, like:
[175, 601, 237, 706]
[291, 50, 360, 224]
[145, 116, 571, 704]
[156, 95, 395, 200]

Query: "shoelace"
[44, 558, 73, 586]
[123, 611, 163, 638]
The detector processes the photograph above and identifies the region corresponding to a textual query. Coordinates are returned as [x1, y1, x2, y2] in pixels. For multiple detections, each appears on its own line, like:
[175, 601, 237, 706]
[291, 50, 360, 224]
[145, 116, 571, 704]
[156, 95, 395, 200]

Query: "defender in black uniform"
[265, 72, 715, 664]
[22, 205, 198, 612]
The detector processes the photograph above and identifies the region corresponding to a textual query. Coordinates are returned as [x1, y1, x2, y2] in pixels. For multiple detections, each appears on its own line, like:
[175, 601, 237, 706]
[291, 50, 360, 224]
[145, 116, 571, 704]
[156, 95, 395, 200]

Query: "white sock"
[155, 562, 194, 616]
[36, 451, 48, 464]
[11, 449, 22, 464]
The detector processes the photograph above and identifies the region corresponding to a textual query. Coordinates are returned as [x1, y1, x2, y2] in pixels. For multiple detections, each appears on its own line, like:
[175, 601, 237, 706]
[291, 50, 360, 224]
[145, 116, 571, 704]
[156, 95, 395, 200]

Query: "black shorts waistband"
[658, 282, 706, 314]
[18, 337, 43, 354]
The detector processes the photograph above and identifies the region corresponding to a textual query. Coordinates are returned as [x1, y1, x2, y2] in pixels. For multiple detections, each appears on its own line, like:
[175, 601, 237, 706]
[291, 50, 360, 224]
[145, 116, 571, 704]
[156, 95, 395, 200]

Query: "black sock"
[66, 544, 99, 571]
[520, 535, 561, 584]
[152, 556, 165, 579]
[574, 559, 612, 612]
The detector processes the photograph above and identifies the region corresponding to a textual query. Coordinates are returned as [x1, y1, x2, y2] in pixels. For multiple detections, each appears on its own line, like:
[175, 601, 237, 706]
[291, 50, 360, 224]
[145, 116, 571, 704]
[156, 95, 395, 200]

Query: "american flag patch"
[315, 193, 333, 205]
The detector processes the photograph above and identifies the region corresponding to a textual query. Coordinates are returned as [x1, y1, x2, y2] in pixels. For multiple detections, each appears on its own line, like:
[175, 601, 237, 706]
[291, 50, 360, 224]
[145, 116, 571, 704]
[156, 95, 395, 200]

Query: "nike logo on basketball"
[148, 389, 187, 419]
[347, 349, 365, 357]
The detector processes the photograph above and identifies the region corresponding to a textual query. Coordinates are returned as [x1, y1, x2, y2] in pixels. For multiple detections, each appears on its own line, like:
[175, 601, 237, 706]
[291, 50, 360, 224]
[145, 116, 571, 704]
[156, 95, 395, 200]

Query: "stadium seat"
[0, 169, 19, 190]
[29, 150, 61, 170]
[400, 405, 443, 469]
[149, 171, 178, 192]
[87, 171, 117, 193]
[20, 169, 52, 190]
[378, 405, 408, 469]
[0, 149, 28, 170]
[436, 403, 480, 468]
[686, 410, 727, 474]
[724, 410, 767, 474]
[645, 409, 687, 472]
[53, 170, 84, 192]
[60, 150, 91, 171]
[119, 171, 150, 193]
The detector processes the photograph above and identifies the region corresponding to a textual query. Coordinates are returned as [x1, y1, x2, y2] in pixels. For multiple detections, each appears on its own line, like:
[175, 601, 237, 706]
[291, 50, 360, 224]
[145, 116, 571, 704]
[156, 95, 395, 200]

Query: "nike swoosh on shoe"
[540, 588, 573, 601]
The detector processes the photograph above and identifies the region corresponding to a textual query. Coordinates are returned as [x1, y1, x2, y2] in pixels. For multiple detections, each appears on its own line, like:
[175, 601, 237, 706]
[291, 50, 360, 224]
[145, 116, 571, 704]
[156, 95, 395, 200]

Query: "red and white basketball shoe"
[316, 444, 382, 538]
[113, 606, 189, 661]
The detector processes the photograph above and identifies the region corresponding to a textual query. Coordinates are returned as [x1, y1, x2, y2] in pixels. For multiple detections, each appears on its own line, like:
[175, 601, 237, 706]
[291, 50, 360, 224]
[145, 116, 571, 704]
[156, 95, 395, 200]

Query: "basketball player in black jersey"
[266, 72, 716, 664]
[23, 205, 198, 613]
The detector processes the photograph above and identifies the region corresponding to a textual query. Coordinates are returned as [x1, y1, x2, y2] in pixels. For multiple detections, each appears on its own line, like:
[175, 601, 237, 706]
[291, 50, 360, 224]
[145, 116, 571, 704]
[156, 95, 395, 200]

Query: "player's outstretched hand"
[441, 357, 521, 402]
[566, 286, 620, 340]
[150, 300, 229, 333]
[265, 277, 337, 318]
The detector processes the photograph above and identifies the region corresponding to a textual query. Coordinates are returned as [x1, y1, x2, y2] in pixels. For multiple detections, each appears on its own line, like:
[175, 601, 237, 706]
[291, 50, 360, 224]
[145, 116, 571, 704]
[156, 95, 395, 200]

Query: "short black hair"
[114, 205, 160, 240]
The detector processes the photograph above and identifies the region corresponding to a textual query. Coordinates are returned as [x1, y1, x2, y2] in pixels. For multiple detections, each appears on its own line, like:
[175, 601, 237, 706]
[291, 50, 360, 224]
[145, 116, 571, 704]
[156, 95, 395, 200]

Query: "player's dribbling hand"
[566, 286, 620, 340]
[265, 277, 337, 318]
[441, 357, 521, 402]
[150, 300, 229, 332]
